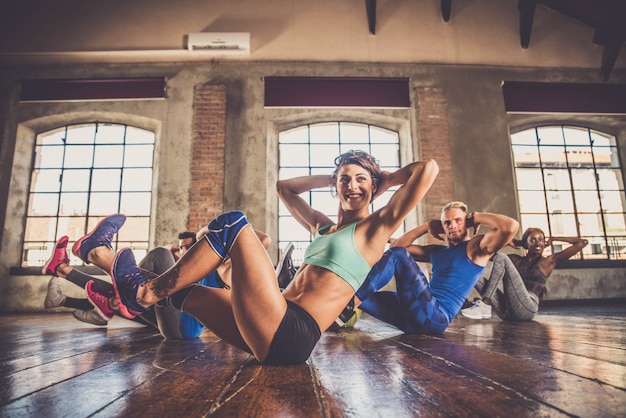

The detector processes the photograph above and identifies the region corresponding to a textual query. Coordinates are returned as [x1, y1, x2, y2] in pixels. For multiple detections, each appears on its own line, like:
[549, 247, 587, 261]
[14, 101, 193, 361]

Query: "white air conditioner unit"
[186, 32, 250, 55]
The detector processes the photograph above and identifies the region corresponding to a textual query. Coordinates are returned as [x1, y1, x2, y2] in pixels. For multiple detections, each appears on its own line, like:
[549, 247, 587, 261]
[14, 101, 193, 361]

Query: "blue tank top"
[303, 222, 372, 291]
[429, 241, 485, 322]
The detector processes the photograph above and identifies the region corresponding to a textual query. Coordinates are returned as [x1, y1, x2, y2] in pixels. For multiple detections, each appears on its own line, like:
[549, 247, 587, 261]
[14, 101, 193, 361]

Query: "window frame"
[19, 122, 156, 271]
[510, 124, 626, 268]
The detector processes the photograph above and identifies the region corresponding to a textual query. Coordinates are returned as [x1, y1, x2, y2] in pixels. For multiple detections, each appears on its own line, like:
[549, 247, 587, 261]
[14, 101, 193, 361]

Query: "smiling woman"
[277, 122, 402, 265]
[95, 149, 438, 365]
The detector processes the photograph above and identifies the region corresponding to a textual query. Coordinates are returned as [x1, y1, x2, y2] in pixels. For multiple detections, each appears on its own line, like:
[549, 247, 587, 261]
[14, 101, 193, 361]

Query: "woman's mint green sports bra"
[302, 222, 372, 291]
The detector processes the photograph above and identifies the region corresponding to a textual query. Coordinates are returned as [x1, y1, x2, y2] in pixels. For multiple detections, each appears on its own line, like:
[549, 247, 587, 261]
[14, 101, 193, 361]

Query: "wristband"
[466, 212, 475, 228]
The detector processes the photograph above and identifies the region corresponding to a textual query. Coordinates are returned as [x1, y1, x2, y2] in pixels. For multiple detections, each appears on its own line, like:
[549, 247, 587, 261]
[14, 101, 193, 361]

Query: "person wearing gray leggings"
[461, 227, 588, 321]
[470, 253, 539, 321]
[45, 245, 207, 338]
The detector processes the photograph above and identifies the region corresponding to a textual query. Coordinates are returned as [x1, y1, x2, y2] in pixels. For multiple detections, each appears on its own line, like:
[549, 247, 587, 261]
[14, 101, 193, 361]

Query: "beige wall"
[1, 61, 625, 312]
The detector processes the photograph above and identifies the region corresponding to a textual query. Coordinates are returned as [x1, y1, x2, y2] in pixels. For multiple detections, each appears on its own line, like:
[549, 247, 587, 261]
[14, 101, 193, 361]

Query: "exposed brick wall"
[189, 84, 226, 232]
[415, 86, 455, 227]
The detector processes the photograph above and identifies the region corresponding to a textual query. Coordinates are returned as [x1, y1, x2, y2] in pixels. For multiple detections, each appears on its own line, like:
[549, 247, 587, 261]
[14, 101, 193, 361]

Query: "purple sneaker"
[204, 211, 250, 260]
[72, 214, 126, 264]
[42, 235, 70, 275]
[111, 248, 148, 316]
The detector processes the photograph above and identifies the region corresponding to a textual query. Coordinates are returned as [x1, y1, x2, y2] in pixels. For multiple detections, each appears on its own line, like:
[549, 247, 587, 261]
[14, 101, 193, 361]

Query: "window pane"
[61, 169, 90, 192]
[370, 126, 399, 143]
[31, 169, 61, 193]
[279, 167, 310, 180]
[59, 192, 88, 215]
[539, 145, 567, 166]
[117, 217, 150, 242]
[590, 130, 615, 147]
[520, 214, 549, 231]
[311, 190, 338, 214]
[340, 123, 369, 143]
[280, 127, 309, 144]
[310, 123, 339, 143]
[571, 169, 597, 190]
[310, 144, 340, 167]
[88, 193, 121, 215]
[515, 168, 542, 190]
[562, 127, 590, 146]
[35, 145, 64, 168]
[65, 124, 95, 144]
[598, 169, 624, 190]
[604, 213, 626, 236]
[548, 213, 578, 235]
[126, 126, 155, 144]
[24, 217, 56, 242]
[511, 129, 538, 146]
[279, 216, 313, 241]
[512, 145, 539, 166]
[280, 144, 310, 166]
[122, 168, 153, 191]
[64, 145, 93, 168]
[339, 143, 369, 155]
[91, 169, 121, 191]
[600, 190, 626, 212]
[28, 194, 59, 216]
[566, 145, 593, 165]
[578, 213, 604, 236]
[120, 192, 151, 215]
[124, 145, 154, 167]
[543, 169, 570, 190]
[574, 191, 601, 212]
[518, 191, 547, 213]
[94, 145, 124, 167]
[371, 143, 400, 168]
[537, 126, 564, 145]
[546, 190, 574, 212]
[37, 128, 65, 145]
[95, 124, 125, 144]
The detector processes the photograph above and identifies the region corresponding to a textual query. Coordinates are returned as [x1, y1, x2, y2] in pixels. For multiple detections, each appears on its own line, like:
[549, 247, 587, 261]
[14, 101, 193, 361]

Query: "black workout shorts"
[262, 300, 321, 365]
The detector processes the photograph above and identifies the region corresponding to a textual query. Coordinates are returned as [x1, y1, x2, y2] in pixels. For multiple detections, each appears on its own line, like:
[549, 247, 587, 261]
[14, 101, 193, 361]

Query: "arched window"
[511, 126, 625, 260]
[278, 122, 401, 265]
[23, 122, 155, 268]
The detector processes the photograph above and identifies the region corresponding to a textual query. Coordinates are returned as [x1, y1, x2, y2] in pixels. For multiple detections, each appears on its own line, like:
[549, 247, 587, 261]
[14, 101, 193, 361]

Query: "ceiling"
[0, 0, 625, 80]
[368, 0, 626, 79]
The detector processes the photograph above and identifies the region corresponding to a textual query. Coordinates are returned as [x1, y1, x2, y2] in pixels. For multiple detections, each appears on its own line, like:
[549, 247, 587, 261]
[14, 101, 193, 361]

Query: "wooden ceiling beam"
[441, 0, 452, 22]
[518, 0, 537, 48]
[366, 0, 376, 35]
[600, 37, 623, 80]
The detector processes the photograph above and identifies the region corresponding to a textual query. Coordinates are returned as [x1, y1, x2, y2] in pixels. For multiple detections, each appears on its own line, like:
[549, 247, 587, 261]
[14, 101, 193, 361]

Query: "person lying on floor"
[41, 217, 254, 338]
[460, 227, 588, 321]
[337, 201, 518, 334]
[91, 151, 439, 365]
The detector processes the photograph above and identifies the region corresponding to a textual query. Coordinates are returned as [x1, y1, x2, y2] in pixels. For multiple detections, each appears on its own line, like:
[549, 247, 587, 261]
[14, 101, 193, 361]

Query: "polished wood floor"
[1, 302, 625, 417]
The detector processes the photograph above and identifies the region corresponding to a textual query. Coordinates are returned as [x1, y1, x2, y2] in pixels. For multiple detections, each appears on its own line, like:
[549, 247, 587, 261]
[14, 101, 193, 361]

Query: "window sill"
[557, 260, 626, 269]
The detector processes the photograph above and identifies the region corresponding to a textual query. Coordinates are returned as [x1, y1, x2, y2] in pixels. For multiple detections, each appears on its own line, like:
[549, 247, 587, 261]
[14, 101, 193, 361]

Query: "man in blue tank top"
[337, 201, 519, 334]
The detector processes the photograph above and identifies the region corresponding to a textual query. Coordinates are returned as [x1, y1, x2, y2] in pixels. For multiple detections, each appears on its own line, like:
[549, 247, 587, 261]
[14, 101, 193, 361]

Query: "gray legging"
[65, 247, 187, 338]
[476, 253, 539, 321]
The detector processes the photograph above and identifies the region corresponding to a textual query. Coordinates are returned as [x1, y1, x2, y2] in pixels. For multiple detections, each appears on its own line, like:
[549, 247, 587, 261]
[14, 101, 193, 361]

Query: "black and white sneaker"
[334, 297, 356, 327]
[276, 243, 297, 290]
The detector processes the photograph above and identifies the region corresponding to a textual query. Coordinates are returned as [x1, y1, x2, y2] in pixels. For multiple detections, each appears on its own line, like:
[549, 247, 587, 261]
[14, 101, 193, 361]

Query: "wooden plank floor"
[1, 302, 625, 417]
